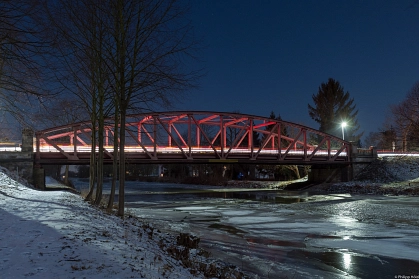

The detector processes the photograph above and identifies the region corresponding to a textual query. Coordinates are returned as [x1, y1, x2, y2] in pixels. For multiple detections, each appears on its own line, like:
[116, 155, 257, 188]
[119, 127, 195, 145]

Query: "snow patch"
[0, 171, 244, 279]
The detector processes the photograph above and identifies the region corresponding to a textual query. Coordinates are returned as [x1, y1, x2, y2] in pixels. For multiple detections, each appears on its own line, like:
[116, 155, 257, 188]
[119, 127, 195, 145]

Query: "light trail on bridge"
[36, 145, 348, 157]
[4, 144, 414, 158]
[377, 152, 419, 157]
[5, 112, 416, 165]
[34, 111, 354, 165]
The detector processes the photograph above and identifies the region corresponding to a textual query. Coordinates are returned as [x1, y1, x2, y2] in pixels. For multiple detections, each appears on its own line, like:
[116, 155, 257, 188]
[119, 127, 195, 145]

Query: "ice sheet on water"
[245, 222, 335, 231]
[45, 176, 60, 185]
[227, 216, 285, 225]
[219, 210, 254, 216]
[310, 238, 419, 261]
[174, 206, 214, 211]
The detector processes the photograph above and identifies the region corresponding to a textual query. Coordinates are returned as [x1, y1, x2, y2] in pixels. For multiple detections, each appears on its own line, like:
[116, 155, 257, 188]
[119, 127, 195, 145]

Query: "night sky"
[176, 1, 419, 142]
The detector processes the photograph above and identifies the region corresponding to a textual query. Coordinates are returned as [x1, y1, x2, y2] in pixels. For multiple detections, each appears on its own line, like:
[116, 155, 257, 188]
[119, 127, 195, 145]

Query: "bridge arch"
[35, 111, 351, 165]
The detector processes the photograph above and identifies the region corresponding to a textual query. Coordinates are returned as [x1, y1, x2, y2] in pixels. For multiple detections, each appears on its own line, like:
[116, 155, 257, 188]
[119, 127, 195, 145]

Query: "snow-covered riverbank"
[227, 156, 419, 196]
[0, 167, 243, 279]
[311, 156, 419, 195]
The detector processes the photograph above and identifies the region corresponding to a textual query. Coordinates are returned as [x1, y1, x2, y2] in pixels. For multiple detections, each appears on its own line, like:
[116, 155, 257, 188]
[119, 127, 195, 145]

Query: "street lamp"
[341, 122, 347, 140]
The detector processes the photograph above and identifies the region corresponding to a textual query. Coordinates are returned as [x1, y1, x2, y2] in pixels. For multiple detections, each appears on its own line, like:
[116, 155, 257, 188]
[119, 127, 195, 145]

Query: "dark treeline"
[365, 82, 419, 152]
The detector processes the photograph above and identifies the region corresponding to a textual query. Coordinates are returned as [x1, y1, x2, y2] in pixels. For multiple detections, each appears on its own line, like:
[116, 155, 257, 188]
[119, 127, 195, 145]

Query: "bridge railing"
[34, 111, 352, 164]
[377, 150, 419, 157]
[356, 147, 375, 156]
[36, 144, 348, 156]
[0, 143, 21, 152]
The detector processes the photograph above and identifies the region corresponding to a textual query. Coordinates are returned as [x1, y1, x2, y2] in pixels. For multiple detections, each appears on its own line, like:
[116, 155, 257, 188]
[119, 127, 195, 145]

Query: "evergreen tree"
[263, 111, 287, 148]
[308, 78, 362, 141]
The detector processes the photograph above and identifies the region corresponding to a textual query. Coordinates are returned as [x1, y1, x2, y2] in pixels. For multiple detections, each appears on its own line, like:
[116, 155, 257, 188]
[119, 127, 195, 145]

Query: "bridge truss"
[35, 111, 351, 165]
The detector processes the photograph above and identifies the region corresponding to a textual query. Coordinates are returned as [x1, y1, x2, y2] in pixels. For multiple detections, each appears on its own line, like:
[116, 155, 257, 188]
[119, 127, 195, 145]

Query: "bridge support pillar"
[0, 129, 34, 184]
[340, 164, 353, 182]
[21, 128, 34, 152]
[308, 164, 352, 183]
[33, 166, 45, 190]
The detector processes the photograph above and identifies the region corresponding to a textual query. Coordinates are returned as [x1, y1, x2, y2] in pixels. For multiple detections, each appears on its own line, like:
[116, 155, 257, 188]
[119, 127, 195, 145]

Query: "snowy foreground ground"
[0, 168, 242, 279]
[1, 156, 419, 279]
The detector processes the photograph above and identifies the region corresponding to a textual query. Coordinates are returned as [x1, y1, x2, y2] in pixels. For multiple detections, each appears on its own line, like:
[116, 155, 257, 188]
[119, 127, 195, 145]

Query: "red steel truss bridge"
[34, 111, 353, 165]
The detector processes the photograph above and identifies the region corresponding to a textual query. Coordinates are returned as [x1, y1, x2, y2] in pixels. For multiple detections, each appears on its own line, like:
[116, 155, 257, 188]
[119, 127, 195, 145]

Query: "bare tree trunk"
[285, 165, 301, 179]
[107, 104, 119, 212]
[95, 90, 105, 205]
[95, 121, 104, 205]
[117, 101, 126, 217]
[85, 119, 97, 202]
[115, 0, 126, 217]
[64, 165, 69, 185]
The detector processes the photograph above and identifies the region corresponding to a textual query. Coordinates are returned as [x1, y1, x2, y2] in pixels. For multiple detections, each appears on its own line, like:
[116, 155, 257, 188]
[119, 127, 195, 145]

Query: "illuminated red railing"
[35, 111, 352, 164]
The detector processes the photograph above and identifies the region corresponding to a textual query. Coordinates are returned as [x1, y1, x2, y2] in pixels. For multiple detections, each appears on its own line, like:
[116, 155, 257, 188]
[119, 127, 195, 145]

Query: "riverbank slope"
[0, 167, 243, 279]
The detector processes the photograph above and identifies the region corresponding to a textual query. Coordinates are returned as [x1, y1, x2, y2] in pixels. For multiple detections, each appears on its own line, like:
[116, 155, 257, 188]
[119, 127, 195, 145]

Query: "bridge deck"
[35, 145, 350, 165]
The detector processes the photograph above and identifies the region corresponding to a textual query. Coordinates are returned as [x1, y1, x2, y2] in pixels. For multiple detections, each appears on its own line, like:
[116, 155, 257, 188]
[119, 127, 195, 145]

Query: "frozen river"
[74, 180, 419, 278]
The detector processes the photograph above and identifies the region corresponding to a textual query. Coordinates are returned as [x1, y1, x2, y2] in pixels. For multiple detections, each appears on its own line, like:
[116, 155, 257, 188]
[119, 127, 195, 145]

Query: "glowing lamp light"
[341, 122, 347, 140]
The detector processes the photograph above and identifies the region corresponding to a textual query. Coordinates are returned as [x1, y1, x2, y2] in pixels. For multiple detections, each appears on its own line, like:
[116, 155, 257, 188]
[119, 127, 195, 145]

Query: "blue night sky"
[176, 1, 419, 142]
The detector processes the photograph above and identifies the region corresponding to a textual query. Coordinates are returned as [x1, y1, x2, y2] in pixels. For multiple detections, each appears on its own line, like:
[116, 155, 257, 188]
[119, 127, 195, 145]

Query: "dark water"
[124, 189, 306, 204]
[71, 180, 419, 279]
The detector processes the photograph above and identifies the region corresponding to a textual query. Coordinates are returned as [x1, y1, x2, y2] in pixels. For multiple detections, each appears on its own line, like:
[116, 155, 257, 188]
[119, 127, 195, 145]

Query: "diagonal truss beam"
[34, 111, 352, 164]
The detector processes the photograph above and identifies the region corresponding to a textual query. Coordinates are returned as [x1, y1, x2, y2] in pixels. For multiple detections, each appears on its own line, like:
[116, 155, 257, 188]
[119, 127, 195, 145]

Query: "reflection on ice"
[343, 252, 352, 271]
[120, 182, 419, 278]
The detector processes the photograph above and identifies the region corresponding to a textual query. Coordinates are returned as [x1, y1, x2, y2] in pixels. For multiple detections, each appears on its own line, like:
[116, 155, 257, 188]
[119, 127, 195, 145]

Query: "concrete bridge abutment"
[308, 164, 353, 183]
[307, 146, 377, 183]
[0, 128, 38, 186]
[23, 128, 45, 190]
